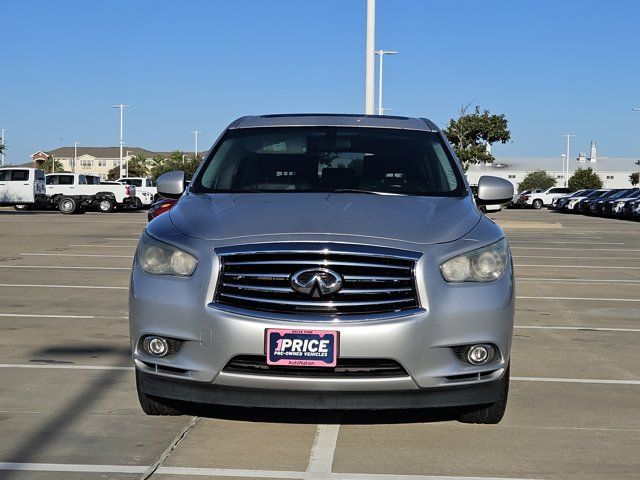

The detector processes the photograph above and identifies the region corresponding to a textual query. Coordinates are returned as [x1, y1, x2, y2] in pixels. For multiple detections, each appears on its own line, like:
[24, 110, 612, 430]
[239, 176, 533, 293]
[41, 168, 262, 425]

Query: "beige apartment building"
[31, 147, 158, 180]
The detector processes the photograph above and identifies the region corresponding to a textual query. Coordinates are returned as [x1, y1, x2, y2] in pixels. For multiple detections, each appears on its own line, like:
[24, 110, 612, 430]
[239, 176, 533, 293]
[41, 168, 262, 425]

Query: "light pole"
[365, 0, 376, 114]
[74, 141, 80, 174]
[1, 129, 9, 166]
[191, 130, 201, 159]
[561, 153, 566, 186]
[562, 134, 575, 187]
[375, 50, 398, 115]
[112, 104, 131, 179]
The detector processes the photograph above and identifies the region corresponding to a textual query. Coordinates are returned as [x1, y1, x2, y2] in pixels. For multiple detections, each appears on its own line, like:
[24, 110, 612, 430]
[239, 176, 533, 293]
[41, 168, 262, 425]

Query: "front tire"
[458, 365, 509, 424]
[136, 373, 182, 416]
[58, 196, 78, 215]
[98, 198, 115, 213]
[532, 199, 543, 210]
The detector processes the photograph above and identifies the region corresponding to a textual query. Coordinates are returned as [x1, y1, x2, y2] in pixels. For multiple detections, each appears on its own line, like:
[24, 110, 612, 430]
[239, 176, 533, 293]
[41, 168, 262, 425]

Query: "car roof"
[230, 114, 439, 132]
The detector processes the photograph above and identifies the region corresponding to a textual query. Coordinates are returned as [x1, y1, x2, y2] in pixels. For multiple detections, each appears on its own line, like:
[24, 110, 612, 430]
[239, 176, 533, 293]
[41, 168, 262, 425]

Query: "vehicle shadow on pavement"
[174, 403, 466, 425]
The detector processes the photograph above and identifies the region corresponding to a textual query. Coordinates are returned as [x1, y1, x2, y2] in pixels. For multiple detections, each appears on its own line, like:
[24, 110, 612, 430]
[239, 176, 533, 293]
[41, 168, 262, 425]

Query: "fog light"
[466, 344, 494, 365]
[143, 336, 169, 357]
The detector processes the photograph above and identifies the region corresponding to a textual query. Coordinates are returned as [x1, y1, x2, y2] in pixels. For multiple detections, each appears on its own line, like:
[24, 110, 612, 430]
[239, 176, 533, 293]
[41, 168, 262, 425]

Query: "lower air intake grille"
[214, 243, 421, 316]
[223, 355, 409, 378]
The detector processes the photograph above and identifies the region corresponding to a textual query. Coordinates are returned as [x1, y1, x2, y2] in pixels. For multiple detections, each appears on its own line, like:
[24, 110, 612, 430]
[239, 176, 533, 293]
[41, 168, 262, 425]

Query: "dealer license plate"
[265, 329, 338, 367]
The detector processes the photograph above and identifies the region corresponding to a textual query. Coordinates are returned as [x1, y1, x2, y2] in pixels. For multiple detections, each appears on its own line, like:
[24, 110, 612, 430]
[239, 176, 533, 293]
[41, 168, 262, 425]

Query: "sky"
[2, 0, 640, 164]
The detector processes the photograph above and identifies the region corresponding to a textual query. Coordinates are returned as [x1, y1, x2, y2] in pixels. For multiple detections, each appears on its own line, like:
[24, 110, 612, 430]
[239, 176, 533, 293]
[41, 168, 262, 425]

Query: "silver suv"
[130, 114, 515, 423]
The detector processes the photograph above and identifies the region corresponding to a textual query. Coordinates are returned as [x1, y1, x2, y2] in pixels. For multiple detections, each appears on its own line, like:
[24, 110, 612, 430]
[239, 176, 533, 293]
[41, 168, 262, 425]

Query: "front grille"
[214, 243, 421, 315]
[223, 355, 409, 378]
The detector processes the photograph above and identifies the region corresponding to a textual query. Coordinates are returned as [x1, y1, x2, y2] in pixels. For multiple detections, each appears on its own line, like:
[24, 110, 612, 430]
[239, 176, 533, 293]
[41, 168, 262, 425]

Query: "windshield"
[192, 127, 465, 196]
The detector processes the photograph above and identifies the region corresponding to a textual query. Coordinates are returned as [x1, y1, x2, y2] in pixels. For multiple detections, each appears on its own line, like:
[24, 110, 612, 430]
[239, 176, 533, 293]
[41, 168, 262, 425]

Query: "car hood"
[169, 193, 481, 245]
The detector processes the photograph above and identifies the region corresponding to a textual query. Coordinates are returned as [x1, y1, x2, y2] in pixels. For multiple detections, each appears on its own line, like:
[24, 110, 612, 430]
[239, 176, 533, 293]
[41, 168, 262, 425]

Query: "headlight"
[137, 233, 197, 276]
[441, 239, 509, 283]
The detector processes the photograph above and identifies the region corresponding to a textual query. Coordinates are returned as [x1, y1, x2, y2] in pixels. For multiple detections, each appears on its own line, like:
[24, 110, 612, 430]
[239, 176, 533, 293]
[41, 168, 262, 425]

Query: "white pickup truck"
[525, 187, 572, 209]
[46, 173, 136, 214]
[0, 167, 47, 210]
[116, 177, 158, 208]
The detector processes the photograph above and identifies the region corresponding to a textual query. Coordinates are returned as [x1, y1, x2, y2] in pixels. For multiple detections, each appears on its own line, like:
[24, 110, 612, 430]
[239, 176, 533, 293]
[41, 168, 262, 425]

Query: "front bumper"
[130, 225, 514, 409]
[136, 368, 507, 409]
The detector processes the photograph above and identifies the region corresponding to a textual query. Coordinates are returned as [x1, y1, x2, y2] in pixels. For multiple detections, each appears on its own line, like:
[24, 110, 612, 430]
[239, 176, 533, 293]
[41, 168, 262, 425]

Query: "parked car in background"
[602, 188, 639, 216]
[147, 197, 178, 221]
[632, 198, 640, 219]
[568, 189, 608, 213]
[0, 167, 47, 210]
[525, 186, 572, 209]
[117, 177, 157, 208]
[610, 189, 640, 217]
[511, 189, 541, 208]
[551, 189, 589, 210]
[582, 189, 622, 215]
[46, 173, 136, 213]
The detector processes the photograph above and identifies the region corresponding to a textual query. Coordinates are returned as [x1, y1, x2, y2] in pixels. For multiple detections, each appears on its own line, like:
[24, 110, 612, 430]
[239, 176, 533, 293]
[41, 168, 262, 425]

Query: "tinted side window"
[0, 171, 9, 181]
[46, 175, 58, 185]
[10, 170, 30, 181]
[59, 175, 75, 185]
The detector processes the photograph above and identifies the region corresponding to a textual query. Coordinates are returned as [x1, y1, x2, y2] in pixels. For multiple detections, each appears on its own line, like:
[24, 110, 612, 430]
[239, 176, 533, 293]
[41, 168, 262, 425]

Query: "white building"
[466, 143, 638, 190]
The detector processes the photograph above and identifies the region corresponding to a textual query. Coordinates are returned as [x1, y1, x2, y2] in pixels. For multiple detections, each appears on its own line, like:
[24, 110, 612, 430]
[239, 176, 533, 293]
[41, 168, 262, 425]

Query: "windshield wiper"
[331, 189, 406, 196]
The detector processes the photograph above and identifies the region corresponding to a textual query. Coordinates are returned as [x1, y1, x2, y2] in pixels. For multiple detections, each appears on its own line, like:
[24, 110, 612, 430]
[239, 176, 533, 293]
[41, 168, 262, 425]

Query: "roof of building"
[467, 156, 639, 173]
[232, 114, 438, 131]
[44, 147, 158, 158]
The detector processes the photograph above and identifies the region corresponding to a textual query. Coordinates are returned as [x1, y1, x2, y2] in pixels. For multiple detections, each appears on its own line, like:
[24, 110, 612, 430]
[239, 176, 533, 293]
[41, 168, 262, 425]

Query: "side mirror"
[157, 171, 186, 199]
[476, 175, 514, 205]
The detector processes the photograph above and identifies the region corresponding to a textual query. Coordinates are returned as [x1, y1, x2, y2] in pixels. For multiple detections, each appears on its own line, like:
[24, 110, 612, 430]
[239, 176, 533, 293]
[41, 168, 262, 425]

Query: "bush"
[517, 170, 556, 192]
[568, 167, 603, 191]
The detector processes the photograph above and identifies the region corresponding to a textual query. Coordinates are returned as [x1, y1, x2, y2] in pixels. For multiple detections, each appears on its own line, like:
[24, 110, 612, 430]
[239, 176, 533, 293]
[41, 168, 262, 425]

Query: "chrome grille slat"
[224, 259, 410, 270]
[214, 244, 420, 316]
[218, 292, 415, 307]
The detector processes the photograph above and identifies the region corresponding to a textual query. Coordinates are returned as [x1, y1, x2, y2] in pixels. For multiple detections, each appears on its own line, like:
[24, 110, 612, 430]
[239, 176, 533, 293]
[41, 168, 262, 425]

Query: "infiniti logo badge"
[290, 268, 343, 298]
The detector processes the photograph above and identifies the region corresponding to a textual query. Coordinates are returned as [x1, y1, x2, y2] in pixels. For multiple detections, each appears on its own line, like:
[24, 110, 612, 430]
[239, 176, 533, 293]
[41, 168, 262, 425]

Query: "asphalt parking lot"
[0, 207, 638, 480]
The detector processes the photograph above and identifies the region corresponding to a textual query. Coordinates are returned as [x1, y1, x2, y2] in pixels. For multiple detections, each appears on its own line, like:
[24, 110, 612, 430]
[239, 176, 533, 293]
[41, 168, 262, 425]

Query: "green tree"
[150, 151, 201, 180]
[568, 167, 603, 191]
[630, 172, 639, 186]
[444, 104, 511, 170]
[107, 154, 150, 180]
[41, 158, 67, 173]
[517, 170, 556, 192]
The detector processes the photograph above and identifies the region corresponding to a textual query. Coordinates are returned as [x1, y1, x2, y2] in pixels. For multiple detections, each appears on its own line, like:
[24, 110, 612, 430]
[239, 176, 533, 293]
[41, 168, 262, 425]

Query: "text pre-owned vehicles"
[525, 186, 572, 209]
[130, 114, 515, 424]
[0, 167, 47, 210]
[46, 173, 136, 213]
[117, 177, 158, 208]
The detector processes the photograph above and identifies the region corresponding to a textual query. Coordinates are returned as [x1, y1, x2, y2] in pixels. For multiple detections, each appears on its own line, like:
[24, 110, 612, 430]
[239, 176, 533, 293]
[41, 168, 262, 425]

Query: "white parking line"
[0, 462, 545, 479]
[517, 278, 640, 285]
[105, 237, 141, 240]
[509, 241, 624, 245]
[516, 264, 640, 269]
[308, 424, 340, 474]
[20, 253, 133, 258]
[512, 377, 640, 385]
[511, 247, 640, 252]
[517, 295, 640, 302]
[0, 313, 96, 318]
[513, 255, 640, 260]
[516, 325, 640, 333]
[0, 364, 133, 370]
[0, 283, 127, 290]
[68, 244, 136, 248]
[0, 265, 130, 271]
